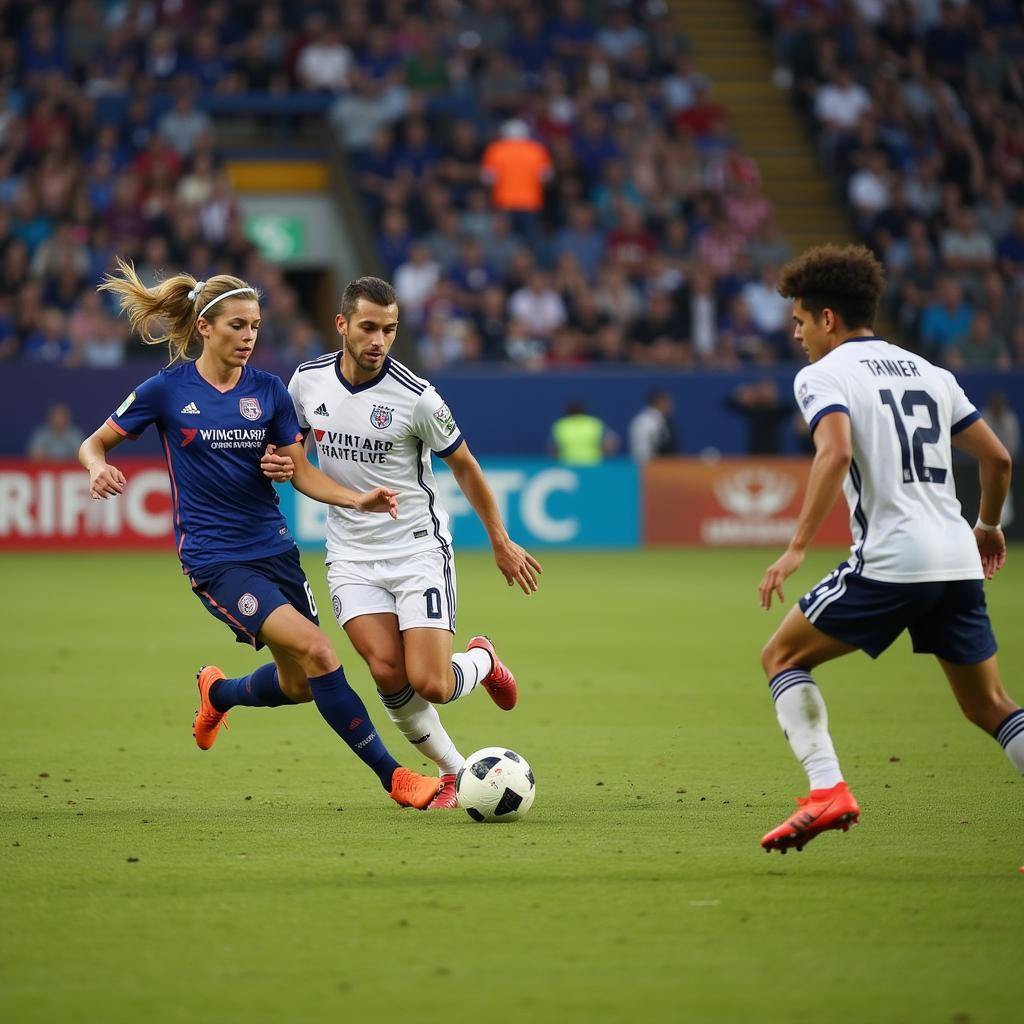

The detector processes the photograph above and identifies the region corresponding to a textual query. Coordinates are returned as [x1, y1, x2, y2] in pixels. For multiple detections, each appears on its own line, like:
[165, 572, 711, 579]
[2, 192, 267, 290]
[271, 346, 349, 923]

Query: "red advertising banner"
[643, 457, 852, 547]
[0, 458, 173, 550]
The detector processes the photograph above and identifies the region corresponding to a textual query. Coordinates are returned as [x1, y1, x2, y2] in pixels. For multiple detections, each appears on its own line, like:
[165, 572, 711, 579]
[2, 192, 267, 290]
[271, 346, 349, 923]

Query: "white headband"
[197, 287, 257, 319]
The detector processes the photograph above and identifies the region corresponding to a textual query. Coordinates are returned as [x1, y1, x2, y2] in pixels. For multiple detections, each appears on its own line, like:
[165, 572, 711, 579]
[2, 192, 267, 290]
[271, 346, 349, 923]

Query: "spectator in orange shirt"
[480, 119, 552, 241]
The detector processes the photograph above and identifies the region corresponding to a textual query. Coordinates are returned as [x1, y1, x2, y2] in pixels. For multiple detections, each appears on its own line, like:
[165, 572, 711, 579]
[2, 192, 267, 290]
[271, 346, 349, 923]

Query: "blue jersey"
[107, 362, 303, 573]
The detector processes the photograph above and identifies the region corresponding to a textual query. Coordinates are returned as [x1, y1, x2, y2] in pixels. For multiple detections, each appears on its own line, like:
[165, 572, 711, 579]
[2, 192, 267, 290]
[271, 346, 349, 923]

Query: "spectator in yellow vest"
[548, 401, 618, 466]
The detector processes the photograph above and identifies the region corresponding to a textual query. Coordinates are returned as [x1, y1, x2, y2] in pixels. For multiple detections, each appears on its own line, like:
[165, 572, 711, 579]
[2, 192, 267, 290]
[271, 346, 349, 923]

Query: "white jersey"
[287, 354, 463, 562]
[795, 336, 983, 583]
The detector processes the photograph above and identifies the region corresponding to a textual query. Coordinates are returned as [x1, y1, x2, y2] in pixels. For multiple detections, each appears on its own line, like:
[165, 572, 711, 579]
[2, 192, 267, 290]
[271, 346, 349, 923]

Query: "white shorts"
[326, 546, 457, 632]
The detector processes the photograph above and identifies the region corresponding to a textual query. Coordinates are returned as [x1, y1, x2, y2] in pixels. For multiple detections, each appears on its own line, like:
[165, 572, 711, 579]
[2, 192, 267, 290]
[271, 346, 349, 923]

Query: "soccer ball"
[456, 747, 536, 823]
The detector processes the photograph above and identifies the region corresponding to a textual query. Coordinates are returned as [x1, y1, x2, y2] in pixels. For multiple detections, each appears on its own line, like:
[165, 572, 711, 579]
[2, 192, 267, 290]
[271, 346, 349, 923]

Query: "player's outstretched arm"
[758, 411, 851, 610]
[276, 441, 399, 518]
[952, 419, 1012, 578]
[79, 423, 127, 500]
[443, 442, 543, 594]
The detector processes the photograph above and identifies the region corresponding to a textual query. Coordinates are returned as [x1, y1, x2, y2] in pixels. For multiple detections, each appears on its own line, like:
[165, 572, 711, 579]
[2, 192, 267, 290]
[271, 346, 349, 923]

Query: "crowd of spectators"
[0, 0, 801, 372]
[340, 0, 803, 370]
[761, 0, 1024, 371]
[1, 0, 1021, 375]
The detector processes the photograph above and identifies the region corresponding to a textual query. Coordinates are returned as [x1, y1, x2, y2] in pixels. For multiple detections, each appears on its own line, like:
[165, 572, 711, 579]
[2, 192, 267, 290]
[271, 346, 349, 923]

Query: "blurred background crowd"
[0, 0, 1020, 375]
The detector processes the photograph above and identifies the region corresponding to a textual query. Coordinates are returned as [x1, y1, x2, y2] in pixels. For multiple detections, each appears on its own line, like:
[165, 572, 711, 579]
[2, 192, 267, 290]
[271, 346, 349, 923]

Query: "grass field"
[1, 547, 1021, 1024]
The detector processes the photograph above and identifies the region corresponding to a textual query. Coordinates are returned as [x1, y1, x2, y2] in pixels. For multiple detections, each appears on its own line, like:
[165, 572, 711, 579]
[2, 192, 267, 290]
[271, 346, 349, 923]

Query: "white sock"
[379, 685, 464, 775]
[447, 649, 492, 702]
[769, 669, 844, 791]
[995, 709, 1024, 773]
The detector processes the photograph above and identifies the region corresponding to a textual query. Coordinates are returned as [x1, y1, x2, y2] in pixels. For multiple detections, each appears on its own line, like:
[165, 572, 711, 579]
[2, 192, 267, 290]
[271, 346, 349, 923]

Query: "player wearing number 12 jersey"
[281, 277, 542, 809]
[755, 245, 1020, 853]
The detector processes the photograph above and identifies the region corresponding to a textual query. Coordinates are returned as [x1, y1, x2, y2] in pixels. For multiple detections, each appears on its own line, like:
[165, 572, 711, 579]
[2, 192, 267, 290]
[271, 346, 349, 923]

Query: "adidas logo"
[180, 402, 201, 415]
[313, 403, 329, 417]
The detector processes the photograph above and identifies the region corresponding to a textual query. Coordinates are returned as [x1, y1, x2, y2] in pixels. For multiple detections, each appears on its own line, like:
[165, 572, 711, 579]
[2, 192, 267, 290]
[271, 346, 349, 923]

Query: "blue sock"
[210, 663, 293, 711]
[308, 666, 400, 790]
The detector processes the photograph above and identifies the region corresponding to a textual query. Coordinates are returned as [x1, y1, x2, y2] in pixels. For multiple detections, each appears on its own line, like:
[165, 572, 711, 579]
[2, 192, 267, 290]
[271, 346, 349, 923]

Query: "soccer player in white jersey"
[756, 244, 1019, 853]
[283, 276, 542, 809]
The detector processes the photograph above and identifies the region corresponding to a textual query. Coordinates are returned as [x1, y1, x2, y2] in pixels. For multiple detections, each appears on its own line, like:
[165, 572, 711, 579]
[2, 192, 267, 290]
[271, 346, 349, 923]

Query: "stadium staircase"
[668, 0, 856, 253]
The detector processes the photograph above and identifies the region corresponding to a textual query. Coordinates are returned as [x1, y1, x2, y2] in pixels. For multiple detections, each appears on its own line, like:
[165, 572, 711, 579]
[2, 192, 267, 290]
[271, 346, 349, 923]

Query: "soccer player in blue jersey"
[756, 244, 1020, 853]
[78, 260, 440, 809]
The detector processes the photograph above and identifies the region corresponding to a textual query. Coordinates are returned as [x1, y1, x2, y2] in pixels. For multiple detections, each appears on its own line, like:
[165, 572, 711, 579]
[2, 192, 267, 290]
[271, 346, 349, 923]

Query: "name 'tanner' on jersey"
[288, 354, 464, 561]
[795, 337, 983, 583]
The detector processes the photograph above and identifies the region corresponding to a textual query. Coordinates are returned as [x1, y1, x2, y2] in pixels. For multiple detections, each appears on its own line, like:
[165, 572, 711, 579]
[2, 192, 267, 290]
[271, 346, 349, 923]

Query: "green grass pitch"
[1, 547, 1021, 1024]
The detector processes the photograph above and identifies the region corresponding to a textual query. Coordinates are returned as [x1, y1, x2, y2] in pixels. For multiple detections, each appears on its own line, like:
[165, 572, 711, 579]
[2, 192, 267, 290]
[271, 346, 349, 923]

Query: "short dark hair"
[777, 244, 885, 330]
[340, 276, 397, 319]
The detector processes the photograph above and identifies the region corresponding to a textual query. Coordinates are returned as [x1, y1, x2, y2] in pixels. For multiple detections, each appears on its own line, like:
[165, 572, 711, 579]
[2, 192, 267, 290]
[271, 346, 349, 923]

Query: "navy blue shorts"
[799, 562, 997, 664]
[189, 547, 319, 649]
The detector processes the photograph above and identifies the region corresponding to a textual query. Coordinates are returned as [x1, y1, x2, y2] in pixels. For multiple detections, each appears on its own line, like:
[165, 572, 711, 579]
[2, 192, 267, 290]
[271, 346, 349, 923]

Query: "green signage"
[245, 215, 306, 262]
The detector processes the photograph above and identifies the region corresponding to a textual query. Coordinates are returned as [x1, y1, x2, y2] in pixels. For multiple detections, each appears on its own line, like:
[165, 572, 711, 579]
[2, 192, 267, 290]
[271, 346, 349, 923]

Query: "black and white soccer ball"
[456, 747, 536, 823]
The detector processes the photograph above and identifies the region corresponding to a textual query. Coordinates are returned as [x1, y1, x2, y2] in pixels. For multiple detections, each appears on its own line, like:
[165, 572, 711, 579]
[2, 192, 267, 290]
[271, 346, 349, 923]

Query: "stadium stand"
[757, 0, 1024, 369]
[0, 0, 1020, 375]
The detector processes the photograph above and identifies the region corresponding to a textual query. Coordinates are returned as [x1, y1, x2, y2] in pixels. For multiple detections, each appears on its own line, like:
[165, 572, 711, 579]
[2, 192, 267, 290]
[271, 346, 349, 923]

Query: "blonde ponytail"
[99, 258, 258, 364]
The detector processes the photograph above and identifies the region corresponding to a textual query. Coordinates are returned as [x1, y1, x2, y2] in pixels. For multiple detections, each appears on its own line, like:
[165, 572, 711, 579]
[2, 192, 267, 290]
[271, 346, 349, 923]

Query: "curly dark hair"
[777, 244, 885, 330]
[340, 276, 397, 318]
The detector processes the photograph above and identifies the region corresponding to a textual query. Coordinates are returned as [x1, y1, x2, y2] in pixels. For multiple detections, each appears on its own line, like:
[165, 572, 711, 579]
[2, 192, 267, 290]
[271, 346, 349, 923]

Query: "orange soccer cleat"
[761, 781, 860, 854]
[468, 635, 517, 711]
[425, 774, 459, 810]
[193, 665, 229, 750]
[389, 767, 442, 809]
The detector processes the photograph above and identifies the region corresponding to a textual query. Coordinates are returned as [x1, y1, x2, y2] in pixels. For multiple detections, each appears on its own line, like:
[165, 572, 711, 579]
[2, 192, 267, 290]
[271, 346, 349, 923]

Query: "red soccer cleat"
[761, 782, 860, 854]
[468, 635, 517, 711]
[193, 665, 229, 750]
[425, 774, 459, 810]
[389, 767, 442, 809]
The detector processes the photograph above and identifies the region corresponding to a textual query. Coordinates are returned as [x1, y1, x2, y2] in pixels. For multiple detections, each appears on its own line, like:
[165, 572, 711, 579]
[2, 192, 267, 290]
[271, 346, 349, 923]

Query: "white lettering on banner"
[437, 470, 525, 530]
[37, 473, 55, 535]
[480, 471, 525, 524]
[60, 472, 94, 535]
[434, 475, 469, 518]
[0, 468, 173, 539]
[0, 473, 33, 533]
[702, 518, 798, 544]
[125, 470, 173, 537]
[521, 469, 578, 542]
[291, 466, 585, 547]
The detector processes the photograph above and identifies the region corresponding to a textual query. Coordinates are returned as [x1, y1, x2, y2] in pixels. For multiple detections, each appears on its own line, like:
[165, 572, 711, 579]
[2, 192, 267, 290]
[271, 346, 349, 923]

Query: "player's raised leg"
[260, 605, 439, 808]
[939, 655, 1024, 772]
[466, 635, 517, 710]
[402, 627, 500, 706]
[194, 661, 300, 748]
[344, 613, 465, 809]
[760, 604, 860, 853]
[189, 555, 315, 749]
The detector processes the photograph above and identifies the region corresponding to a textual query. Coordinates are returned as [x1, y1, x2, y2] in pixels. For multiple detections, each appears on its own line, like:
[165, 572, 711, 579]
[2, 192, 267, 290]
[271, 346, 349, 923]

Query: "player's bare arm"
[759, 411, 852, 610]
[444, 442, 543, 594]
[276, 440, 399, 518]
[79, 422, 127, 499]
[952, 418, 1013, 579]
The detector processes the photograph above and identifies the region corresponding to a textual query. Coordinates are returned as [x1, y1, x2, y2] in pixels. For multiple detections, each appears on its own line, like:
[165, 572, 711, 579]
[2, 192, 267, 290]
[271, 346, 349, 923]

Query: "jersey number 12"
[879, 389, 947, 485]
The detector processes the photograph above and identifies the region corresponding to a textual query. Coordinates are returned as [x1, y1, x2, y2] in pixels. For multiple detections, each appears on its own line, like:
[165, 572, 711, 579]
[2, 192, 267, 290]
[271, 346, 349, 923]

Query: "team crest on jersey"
[239, 397, 262, 421]
[238, 593, 259, 616]
[370, 404, 394, 429]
